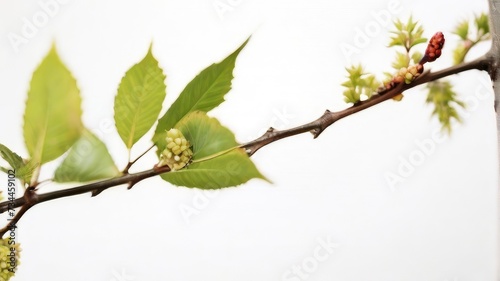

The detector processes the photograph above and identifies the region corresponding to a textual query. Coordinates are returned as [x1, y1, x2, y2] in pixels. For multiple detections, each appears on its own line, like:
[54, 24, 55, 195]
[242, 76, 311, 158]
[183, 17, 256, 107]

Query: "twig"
[0, 165, 170, 214]
[122, 144, 155, 174]
[241, 55, 491, 155]
[0, 188, 38, 237]
[92, 144, 156, 197]
[0, 49, 493, 234]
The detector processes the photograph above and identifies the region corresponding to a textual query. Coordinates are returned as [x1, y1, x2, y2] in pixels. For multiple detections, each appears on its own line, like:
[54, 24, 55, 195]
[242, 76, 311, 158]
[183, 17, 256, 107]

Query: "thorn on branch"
[258, 127, 276, 140]
[127, 181, 138, 190]
[311, 128, 322, 138]
[91, 189, 102, 197]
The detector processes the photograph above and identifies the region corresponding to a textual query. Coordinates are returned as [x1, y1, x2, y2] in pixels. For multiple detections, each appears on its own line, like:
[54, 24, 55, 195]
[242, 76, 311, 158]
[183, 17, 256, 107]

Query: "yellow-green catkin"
[158, 129, 193, 171]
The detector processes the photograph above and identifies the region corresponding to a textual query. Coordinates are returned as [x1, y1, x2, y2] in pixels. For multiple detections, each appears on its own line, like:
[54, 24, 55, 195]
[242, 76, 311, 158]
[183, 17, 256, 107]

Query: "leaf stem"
[123, 144, 155, 174]
[29, 165, 40, 187]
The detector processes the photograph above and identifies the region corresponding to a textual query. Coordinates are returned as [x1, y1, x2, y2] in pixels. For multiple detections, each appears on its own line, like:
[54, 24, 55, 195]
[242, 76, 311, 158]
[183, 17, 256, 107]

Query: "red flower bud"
[420, 32, 445, 64]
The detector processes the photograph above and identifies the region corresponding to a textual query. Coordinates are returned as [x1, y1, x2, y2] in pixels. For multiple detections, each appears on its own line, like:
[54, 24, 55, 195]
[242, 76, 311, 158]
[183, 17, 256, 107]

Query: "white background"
[0, 0, 497, 280]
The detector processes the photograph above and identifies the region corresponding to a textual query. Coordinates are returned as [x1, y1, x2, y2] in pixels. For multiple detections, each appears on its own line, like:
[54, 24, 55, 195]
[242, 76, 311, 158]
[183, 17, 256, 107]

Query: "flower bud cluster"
[0, 238, 20, 281]
[398, 64, 424, 84]
[376, 31, 445, 102]
[382, 64, 424, 93]
[420, 32, 445, 64]
[158, 129, 193, 171]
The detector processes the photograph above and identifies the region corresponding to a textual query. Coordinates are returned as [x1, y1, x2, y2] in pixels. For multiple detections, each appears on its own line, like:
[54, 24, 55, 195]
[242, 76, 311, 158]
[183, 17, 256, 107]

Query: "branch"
[0, 165, 170, 214]
[91, 144, 157, 197]
[242, 55, 491, 155]
[488, 0, 500, 96]
[0, 188, 37, 237]
[484, 3, 500, 279]
[0, 43, 492, 233]
[122, 144, 155, 174]
[487, 6, 500, 129]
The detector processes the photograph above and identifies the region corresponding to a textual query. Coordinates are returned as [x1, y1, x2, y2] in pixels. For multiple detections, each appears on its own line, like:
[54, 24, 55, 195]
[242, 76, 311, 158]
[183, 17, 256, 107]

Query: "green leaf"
[161, 149, 266, 189]
[392, 51, 410, 70]
[114, 44, 167, 149]
[341, 80, 353, 88]
[409, 37, 427, 48]
[475, 13, 489, 37]
[54, 129, 120, 183]
[426, 81, 465, 133]
[453, 44, 468, 65]
[160, 111, 267, 188]
[345, 64, 364, 77]
[388, 16, 426, 50]
[0, 143, 36, 183]
[393, 19, 403, 31]
[454, 20, 469, 40]
[406, 16, 417, 33]
[0, 144, 24, 171]
[175, 111, 238, 159]
[388, 32, 405, 48]
[360, 75, 379, 98]
[341, 64, 378, 104]
[17, 160, 38, 184]
[153, 38, 249, 152]
[343, 89, 360, 104]
[23, 44, 83, 164]
[411, 51, 423, 65]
